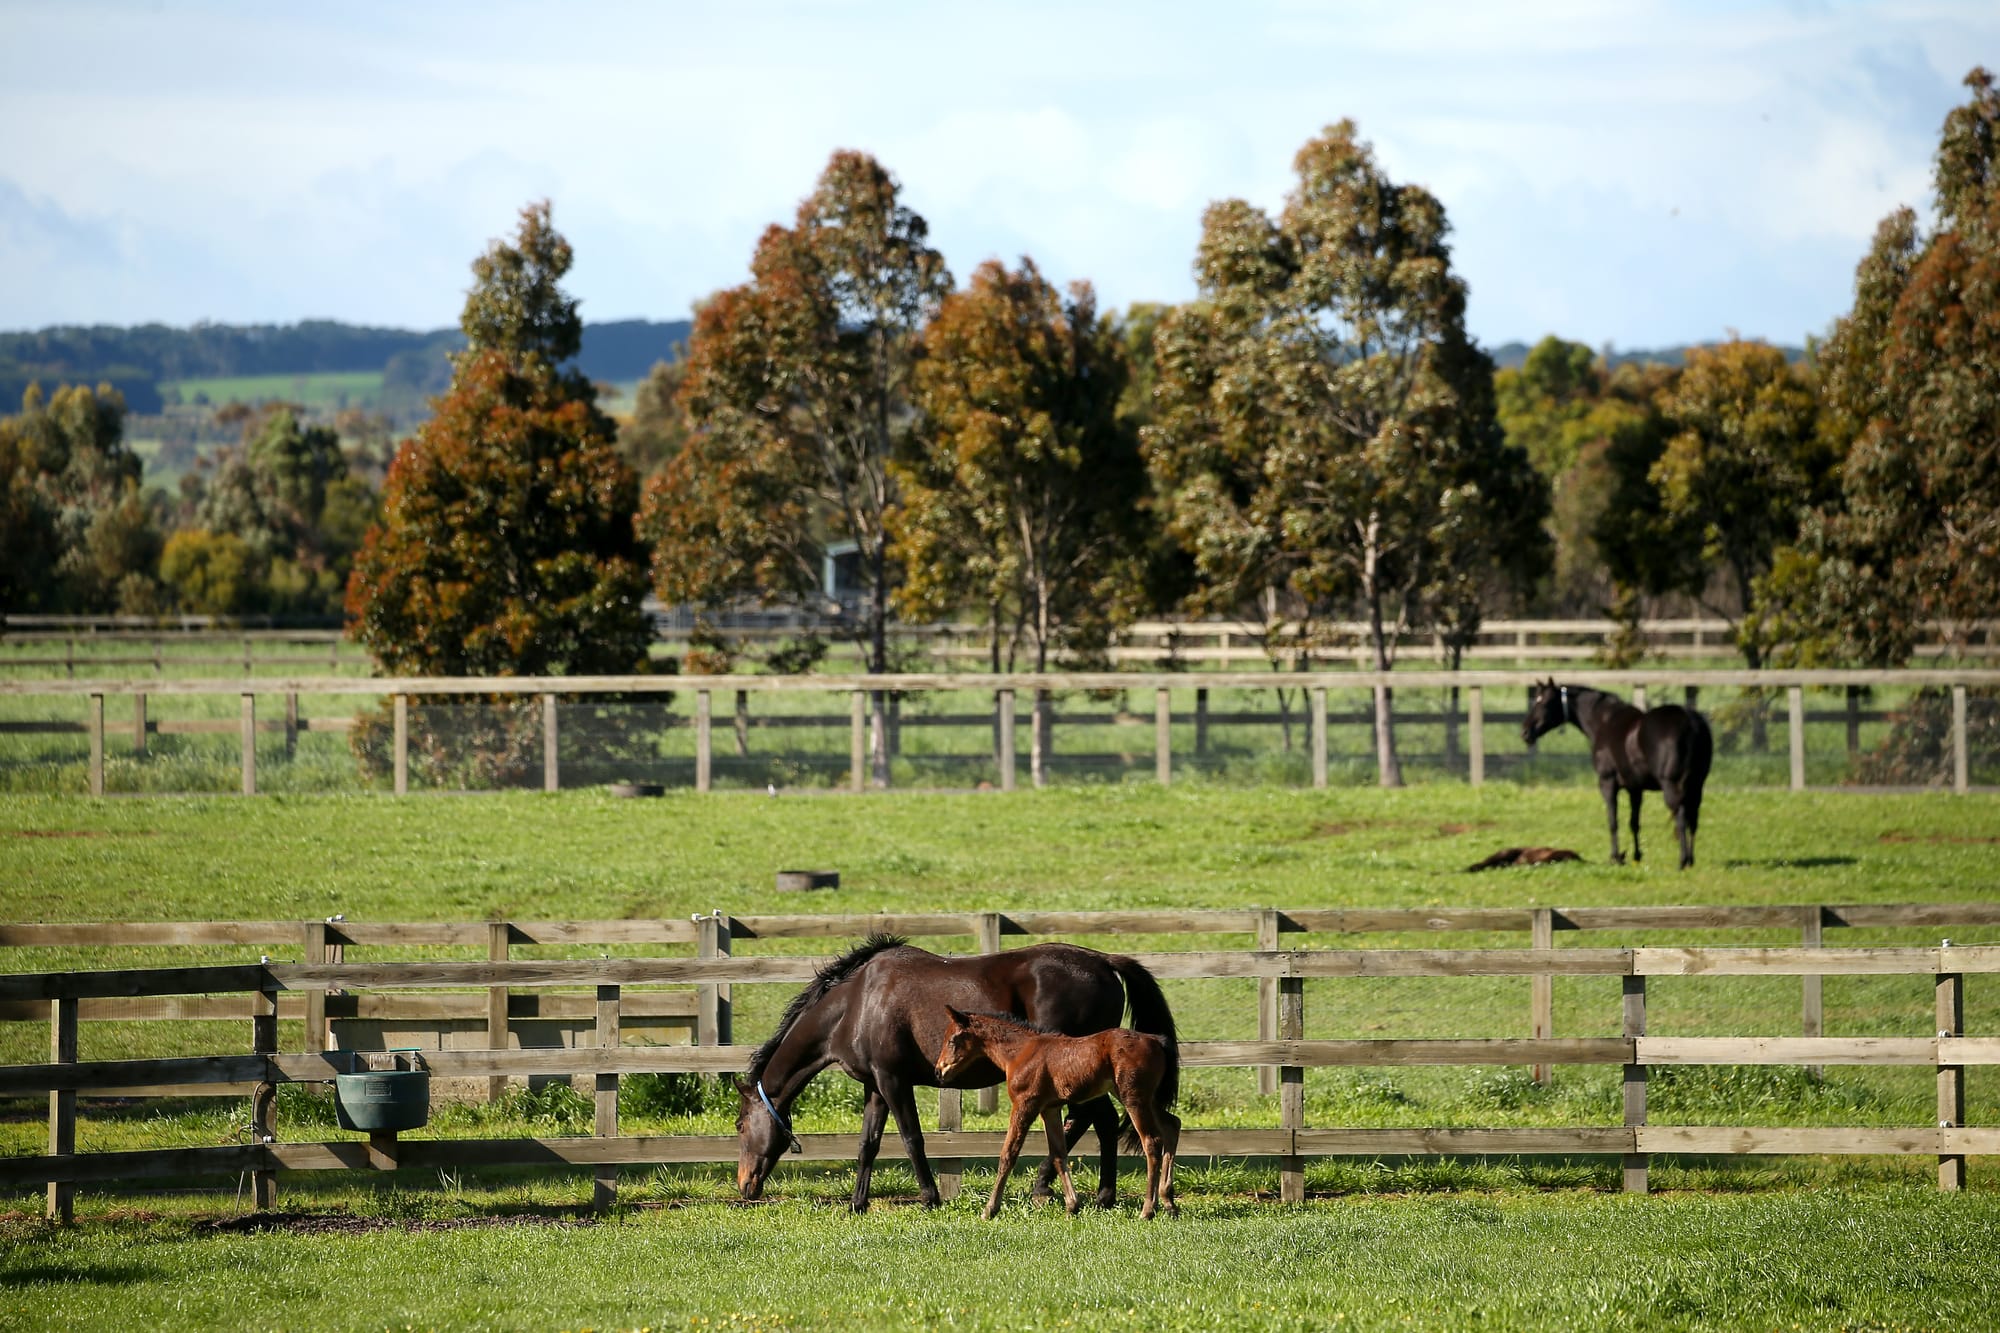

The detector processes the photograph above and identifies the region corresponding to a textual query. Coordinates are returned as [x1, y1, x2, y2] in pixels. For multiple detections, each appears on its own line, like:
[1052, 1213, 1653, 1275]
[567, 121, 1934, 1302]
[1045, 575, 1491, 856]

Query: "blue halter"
[757, 1080, 802, 1154]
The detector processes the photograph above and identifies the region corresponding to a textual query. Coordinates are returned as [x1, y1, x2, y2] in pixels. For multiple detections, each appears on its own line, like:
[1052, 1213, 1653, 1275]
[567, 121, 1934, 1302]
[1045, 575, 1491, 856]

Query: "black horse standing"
[736, 935, 1178, 1212]
[1522, 679, 1713, 869]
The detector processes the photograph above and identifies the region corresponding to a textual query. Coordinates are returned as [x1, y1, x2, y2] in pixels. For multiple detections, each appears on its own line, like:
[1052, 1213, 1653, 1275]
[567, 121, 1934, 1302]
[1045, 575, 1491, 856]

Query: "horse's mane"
[959, 1009, 1061, 1038]
[743, 933, 910, 1090]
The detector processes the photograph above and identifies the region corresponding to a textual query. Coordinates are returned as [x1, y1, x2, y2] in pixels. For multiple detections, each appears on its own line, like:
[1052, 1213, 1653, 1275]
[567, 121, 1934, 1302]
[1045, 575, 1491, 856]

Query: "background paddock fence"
[3, 666, 1996, 797]
[7, 614, 1997, 676]
[4, 903, 1996, 1220]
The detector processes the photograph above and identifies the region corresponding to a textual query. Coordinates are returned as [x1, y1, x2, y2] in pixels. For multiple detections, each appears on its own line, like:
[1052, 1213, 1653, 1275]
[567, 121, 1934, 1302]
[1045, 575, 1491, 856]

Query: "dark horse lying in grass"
[736, 935, 1179, 1212]
[936, 1007, 1182, 1219]
[1522, 679, 1713, 869]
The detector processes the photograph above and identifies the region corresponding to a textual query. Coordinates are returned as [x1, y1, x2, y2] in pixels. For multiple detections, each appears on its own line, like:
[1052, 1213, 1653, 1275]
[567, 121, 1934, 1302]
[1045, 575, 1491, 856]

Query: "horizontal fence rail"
[3, 909, 1990, 1217]
[2, 666, 1993, 797]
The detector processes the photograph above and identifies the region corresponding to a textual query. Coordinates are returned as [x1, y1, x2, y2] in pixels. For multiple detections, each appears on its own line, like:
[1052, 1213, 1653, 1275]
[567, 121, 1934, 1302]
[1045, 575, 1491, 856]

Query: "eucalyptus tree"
[1146, 121, 1545, 785]
[641, 151, 950, 786]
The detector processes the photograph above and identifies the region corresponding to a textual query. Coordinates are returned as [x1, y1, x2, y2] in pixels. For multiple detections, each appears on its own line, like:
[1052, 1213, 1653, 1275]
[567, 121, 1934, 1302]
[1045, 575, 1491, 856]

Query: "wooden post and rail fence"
[3, 666, 1992, 797]
[5, 901, 1994, 1221]
[6, 614, 1997, 675]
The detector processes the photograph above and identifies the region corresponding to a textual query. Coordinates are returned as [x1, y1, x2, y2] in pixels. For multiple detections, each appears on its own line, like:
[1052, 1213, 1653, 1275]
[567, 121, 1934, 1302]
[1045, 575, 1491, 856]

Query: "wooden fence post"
[1531, 907, 1554, 1087]
[240, 692, 256, 796]
[1801, 906, 1824, 1081]
[1155, 687, 1172, 787]
[87, 692, 104, 798]
[1468, 686, 1484, 787]
[977, 912, 1003, 1114]
[47, 997, 76, 1223]
[850, 691, 866, 794]
[252, 978, 278, 1209]
[594, 984, 620, 1211]
[1938, 956, 1965, 1192]
[734, 690, 750, 758]
[302, 920, 328, 1055]
[695, 690, 712, 793]
[997, 690, 1016, 793]
[284, 692, 298, 763]
[697, 912, 733, 1048]
[936, 1085, 962, 1201]
[1310, 688, 1328, 790]
[1258, 910, 1282, 1097]
[1951, 685, 1969, 795]
[1278, 971, 1305, 1204]
[542, 693, 558, 793]
[133, 693, 148, 757]
[1788, 685, 1806, 791]
[486, 923, 510, 1103]
[1623, 973, 1648, 1194]
[392, 694, 408, 797]
[1195, 688, 1209, 759]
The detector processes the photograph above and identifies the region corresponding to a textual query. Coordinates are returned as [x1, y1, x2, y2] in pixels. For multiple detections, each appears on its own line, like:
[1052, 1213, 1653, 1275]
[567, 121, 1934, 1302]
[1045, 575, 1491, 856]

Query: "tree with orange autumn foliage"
[346, 202, 648, 679]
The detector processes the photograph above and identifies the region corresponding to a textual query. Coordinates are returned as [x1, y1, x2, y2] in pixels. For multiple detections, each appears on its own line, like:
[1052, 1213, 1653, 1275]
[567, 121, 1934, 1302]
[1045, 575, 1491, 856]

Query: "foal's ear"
[944, 1005, 969, 1027]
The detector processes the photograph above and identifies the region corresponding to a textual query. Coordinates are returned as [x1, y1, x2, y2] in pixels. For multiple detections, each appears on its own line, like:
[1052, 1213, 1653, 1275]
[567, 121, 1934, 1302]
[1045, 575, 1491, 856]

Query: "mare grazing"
[736, 935, 1179, 1213]
[1521, 679, 1713, 869]
[936, 1007, 1181, 1219]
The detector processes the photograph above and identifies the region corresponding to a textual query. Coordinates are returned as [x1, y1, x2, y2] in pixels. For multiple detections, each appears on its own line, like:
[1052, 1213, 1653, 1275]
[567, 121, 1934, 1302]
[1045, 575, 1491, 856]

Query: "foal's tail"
[1111, 954, 1179, 1114]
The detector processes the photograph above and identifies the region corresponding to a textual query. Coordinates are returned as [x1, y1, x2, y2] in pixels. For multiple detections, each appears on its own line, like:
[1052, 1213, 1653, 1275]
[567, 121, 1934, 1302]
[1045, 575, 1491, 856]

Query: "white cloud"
[0, 0, 1992, 343]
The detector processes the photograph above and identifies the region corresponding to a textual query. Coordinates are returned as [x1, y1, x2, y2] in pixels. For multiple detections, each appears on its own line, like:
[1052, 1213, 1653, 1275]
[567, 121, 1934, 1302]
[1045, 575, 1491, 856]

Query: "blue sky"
[1, 1, 1992, 349]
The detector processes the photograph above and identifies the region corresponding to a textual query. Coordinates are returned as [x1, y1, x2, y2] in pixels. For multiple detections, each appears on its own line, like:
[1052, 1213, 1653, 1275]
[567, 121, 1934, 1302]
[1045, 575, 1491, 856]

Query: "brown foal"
[936, 1006, 1181, 1219]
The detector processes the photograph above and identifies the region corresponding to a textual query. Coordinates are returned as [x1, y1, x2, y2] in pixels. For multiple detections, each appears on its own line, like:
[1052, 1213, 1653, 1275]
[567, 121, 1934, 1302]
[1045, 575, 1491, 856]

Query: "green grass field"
[3, 785, 1997, 1328]
[161, 370, 387, 412]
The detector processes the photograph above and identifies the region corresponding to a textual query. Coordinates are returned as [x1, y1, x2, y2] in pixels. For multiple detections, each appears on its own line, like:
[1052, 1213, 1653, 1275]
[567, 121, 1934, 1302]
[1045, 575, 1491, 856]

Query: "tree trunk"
[1363, 515, 1404, 788]
[868, 542, 891, 788]
[1443, 644, 1463, 768]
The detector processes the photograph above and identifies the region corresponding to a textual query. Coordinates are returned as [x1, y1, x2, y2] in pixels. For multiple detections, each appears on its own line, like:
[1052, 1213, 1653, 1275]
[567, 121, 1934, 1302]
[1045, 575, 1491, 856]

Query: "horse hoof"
[848, 1200, 871, 1215]
[919, 1193, 941, 1210]
[1095, 1191, 1117, 1210]
[982, 1206, 1000, 1221]
[1065, 1197, 1082, 1216]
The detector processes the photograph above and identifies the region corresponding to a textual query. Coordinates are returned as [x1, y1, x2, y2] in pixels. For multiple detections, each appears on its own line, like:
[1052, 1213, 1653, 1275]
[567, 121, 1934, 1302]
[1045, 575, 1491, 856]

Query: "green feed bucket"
[334, 1051, 430, 1133]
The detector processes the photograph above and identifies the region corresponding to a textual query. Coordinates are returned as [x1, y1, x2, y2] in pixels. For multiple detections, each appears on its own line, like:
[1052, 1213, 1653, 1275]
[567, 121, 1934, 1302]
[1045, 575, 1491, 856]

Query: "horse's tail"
[1684, 710, 1714, 835]
[1111, 954, 1179, 1114]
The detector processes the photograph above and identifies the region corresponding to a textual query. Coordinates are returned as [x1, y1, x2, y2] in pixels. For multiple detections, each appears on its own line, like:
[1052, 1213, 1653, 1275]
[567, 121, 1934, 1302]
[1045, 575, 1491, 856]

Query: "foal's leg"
[1041, 1107, 1080, 1214]
[1033, 1095, 1118, 1208]
[1628, 788, 1644, 864]
[985, 1100, 1039, 1220]
[1159, 1109, 1182, 1217]
[849, 1086, 891, 1214]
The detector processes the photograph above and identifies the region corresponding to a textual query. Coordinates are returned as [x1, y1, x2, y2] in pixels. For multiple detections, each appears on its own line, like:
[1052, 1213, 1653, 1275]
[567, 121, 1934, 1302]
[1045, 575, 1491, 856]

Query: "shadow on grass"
[1718, 856, 1859, 869]
[1, 1260, 164, 1287]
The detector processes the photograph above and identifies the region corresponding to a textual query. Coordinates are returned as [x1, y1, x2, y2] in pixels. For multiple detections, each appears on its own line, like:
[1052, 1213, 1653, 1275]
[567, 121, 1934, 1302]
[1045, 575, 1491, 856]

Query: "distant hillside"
[1487, 339, 1807, 371]
[0, 318, 691, 416]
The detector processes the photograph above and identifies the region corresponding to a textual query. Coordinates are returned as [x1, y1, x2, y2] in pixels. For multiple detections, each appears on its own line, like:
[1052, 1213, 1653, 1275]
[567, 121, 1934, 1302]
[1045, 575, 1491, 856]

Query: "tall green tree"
[0, 382, 162, 612]
[640, 151, 950, 785]
[897, 259, 1144, 784]
[1633, 340, 1835, 669]
[169, 405, 376, 616]
[1145, 121, 1546, 785]
[347, 202, 648, 678]
[1765, 67, 2000, 666]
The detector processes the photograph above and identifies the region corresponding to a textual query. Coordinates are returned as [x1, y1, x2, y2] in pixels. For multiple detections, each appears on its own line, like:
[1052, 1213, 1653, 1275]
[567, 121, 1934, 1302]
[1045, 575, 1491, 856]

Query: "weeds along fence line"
[2, 666, 1995, 796]
[5, 902, 1998, 1220]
